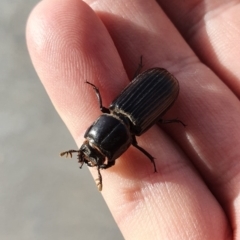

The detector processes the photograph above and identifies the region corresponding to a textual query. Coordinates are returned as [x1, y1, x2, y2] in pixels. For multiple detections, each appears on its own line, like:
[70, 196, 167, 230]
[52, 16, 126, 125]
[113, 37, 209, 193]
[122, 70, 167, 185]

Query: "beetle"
[60, 65, 185, 191]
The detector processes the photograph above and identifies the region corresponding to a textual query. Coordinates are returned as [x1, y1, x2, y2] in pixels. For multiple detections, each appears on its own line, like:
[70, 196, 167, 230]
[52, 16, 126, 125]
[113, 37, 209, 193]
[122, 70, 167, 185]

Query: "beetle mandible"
[60, 62, 185, 191]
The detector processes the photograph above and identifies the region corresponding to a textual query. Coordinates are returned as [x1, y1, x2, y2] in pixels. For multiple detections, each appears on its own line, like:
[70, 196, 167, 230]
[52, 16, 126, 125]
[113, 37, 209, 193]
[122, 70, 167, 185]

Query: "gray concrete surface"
[0, 1, 123, 239]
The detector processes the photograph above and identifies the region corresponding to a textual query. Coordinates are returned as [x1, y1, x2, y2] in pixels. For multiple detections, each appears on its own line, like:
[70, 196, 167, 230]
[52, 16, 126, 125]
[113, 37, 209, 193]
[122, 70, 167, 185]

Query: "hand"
[27, 0, 238, 239]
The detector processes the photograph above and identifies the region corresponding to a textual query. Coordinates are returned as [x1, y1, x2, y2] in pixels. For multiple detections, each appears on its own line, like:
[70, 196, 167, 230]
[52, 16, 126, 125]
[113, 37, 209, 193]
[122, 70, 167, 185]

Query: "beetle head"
[78, 140, 105, 168]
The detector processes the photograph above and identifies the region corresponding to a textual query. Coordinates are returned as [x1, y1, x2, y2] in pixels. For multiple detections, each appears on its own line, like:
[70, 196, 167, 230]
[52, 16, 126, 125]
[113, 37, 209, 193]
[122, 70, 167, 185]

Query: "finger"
[158, 0, 240, 95]
[27, 0, 128, 142]
[157, 0, 240, 234]
[86, 0, 196, 77]
[86, 0, 240, 236]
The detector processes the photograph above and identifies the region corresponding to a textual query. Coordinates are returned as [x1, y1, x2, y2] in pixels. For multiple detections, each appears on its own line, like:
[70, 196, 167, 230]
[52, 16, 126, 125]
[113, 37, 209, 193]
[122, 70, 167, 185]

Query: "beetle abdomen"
[109, 68, 179, 135]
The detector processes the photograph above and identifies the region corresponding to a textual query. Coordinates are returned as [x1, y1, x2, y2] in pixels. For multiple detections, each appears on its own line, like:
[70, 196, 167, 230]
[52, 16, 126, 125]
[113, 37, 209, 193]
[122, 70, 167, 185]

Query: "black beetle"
[61, 64, 184, 191]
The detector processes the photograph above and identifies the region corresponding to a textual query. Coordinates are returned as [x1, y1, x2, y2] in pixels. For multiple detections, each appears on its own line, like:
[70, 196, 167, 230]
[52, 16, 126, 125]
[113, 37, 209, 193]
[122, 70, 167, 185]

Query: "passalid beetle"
[61, 61, 185, 191]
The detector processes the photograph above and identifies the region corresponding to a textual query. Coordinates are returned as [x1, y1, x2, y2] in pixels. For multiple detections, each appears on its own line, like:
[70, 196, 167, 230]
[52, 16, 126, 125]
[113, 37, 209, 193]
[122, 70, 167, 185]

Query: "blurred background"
[0, 1, 122, 239]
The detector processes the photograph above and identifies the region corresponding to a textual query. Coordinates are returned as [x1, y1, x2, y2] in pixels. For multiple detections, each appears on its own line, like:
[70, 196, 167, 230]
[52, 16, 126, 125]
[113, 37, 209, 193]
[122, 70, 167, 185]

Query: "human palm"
[27, 1, 239, 239]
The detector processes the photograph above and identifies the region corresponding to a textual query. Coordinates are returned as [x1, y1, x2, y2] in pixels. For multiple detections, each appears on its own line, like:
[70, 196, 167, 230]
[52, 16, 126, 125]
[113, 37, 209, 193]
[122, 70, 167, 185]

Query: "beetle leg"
[85, 81, 110, 114]
[96, 166, 103, 191]
[99, 160, 115, 169]
[85, 161, 94, 167]
[95, 160, 115, 191]
[133, 55, 143, 79]
[159, 118, 186, 127]
[131, 136, 157, 172]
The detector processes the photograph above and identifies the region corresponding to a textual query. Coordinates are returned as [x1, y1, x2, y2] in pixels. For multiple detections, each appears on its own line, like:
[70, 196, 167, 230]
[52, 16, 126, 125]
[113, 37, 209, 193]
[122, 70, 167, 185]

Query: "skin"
[26, 0, 240, 239]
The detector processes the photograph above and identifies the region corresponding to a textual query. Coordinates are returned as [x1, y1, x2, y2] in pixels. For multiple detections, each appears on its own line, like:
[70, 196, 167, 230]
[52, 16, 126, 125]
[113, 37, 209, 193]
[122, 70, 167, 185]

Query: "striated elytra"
[60, 67, 185, 191]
